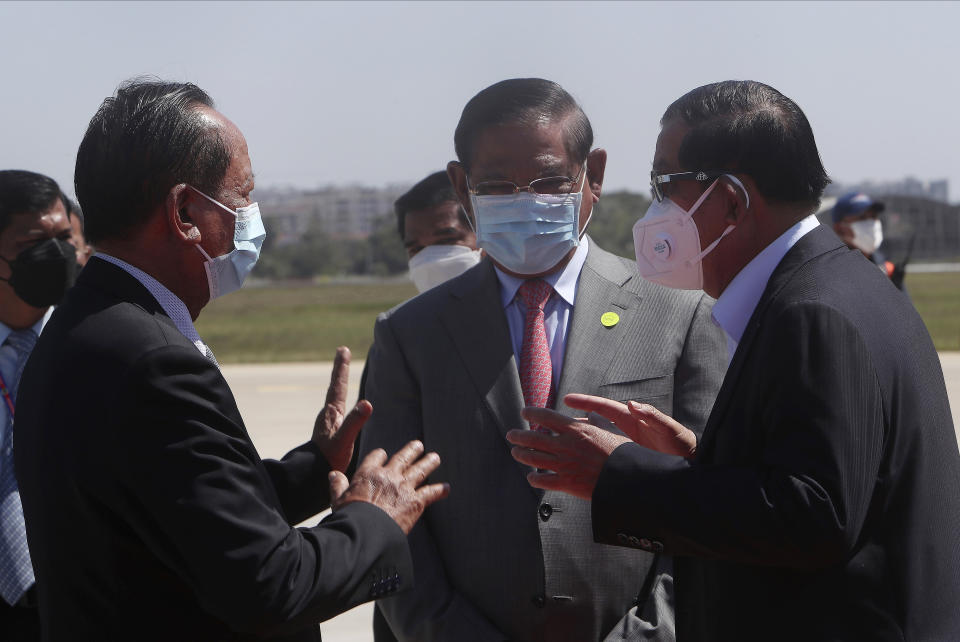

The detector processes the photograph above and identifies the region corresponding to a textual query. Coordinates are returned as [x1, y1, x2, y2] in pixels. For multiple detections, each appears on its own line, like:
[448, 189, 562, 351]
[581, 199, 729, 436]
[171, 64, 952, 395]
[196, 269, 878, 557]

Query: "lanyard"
[0, 370, 14, 418]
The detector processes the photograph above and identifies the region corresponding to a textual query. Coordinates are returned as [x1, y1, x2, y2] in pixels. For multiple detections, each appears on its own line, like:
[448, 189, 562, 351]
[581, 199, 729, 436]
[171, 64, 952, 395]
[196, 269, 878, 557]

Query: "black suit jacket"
[14, 258, 412, 641]
[592, 226, 960, 640]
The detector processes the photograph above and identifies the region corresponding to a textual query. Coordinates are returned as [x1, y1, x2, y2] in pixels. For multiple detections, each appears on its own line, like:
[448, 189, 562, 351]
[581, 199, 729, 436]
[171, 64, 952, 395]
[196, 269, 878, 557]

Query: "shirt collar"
[495, 236, 590, 309]
[0, 306, 53, 347]
[94, 252, 206, 351]
[712, 215, 820, 347]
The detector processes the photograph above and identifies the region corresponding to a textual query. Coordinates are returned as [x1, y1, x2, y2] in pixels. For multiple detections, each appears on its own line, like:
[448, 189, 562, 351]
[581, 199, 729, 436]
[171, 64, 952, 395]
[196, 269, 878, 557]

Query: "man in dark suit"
[14, 79, 448, 641]
[359, 78, 726, 641]
[508, 80, 960, 640]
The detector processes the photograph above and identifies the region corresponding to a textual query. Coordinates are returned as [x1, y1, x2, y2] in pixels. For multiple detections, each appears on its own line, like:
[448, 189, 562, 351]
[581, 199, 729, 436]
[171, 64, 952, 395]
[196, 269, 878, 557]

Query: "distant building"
[825, 177, 949, 204]
[881, 195, 960, 261]
[255, 184, 408, 243]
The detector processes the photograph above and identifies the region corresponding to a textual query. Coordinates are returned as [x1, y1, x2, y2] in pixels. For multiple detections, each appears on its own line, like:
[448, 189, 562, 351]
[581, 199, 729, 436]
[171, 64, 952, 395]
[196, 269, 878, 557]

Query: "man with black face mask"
[0, 169, 76, 641]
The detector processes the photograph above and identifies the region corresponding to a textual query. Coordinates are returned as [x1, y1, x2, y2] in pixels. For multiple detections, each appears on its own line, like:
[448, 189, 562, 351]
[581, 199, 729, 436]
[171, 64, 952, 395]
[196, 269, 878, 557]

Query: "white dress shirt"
[494, 237, 590, 390]
[95, 253, 215, 362]
[711, 215, 821, 363]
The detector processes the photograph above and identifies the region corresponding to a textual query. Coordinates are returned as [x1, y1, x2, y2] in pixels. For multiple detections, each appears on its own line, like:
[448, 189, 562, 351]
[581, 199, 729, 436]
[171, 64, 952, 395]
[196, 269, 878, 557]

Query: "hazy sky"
[2, 1, 958, 201]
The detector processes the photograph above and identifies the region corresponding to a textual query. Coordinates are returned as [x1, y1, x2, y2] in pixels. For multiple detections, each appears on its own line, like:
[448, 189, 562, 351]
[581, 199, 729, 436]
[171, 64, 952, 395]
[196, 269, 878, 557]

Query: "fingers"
[386, 440, 425, 472]
[627, 401, 698, 457]
[359, 447, 388, 471]
[510, 446, 558, 470]
[521, 407, 578, 432]
[564, 394, 633, 426]
[336, 399, 372, 445]
[324, 346, 351, 413]
[504, 428, 555, 450]
[525, 470, 564, 491]
[403, 451, 441, 485]
[416, 482, 451, 508]
[628, 401, 680, 434]
[328, 470, 349, 501]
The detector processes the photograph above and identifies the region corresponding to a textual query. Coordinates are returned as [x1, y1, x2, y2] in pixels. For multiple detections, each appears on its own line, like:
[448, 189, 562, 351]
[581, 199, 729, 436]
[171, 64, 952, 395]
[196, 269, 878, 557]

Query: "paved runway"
[222, 353, 960, 641]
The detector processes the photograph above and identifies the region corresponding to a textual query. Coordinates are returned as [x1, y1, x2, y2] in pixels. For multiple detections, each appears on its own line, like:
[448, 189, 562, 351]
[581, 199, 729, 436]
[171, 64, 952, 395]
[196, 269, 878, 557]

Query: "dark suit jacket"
[592, 226, 960, 640]
[14, 258, 413, 641]
[360, 242, 726, 641]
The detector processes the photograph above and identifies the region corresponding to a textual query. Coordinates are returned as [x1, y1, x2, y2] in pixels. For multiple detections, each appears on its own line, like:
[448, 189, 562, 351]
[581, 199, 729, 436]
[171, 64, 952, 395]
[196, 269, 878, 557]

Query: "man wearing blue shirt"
[0, 170, 76, 641]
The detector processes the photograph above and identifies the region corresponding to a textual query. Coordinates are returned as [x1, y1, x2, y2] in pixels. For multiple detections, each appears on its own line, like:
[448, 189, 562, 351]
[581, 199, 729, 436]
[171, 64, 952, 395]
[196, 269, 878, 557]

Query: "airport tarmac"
[222, 353, 960, 641]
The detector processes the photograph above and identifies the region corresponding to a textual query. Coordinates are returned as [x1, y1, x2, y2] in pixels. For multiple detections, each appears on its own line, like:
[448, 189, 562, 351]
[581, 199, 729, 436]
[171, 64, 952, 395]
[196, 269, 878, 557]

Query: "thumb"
[328, 470, 349, 505]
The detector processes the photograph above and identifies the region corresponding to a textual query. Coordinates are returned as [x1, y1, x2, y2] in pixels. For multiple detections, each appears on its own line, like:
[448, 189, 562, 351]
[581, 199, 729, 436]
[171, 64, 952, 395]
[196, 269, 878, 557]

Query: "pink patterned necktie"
[517, 279, 555, 431]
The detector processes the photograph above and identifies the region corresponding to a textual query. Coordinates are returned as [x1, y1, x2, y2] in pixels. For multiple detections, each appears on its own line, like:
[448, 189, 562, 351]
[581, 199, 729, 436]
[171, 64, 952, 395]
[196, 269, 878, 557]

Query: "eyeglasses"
[650, 170, 726, 203]
[469, 164, 587, 197]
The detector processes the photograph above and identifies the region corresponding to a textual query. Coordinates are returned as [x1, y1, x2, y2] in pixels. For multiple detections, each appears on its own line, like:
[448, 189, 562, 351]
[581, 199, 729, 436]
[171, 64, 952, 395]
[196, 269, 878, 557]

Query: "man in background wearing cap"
[831, 192, 907, 290]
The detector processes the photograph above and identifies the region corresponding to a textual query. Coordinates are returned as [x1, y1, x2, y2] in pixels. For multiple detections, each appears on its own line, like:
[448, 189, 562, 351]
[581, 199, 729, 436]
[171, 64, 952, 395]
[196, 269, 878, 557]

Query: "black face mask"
[0, 238, 78, 308]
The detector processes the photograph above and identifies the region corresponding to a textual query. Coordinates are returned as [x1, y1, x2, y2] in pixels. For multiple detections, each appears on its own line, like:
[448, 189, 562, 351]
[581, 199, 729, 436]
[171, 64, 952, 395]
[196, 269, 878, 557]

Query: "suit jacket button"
[538, 503, 553, 521]
[531, 595, 546, 608]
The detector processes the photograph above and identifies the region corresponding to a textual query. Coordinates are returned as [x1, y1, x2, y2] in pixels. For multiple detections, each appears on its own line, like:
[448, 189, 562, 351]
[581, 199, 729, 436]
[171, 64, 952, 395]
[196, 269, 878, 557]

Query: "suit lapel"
[438, 261, 541, 492]
[696, 226, 847, 458]
[556, 243, 638, 410]
[439, 260, 527, 442]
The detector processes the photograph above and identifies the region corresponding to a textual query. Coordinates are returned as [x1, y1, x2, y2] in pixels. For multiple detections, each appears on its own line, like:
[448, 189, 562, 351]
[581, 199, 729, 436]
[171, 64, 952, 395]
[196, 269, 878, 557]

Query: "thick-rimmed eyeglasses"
[650, 170, 726, 203]
[469, 164, 587, 197]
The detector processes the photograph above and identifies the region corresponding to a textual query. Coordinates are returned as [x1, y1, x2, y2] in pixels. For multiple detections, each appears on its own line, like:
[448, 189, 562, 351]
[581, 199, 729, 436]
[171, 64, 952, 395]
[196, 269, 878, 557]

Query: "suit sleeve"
[112, 344, 413, 637]
[260, 441, 333, 525]
[592, 301, 884, 568]
[359, 314, 506, 641]
[671, 293, 727, 438]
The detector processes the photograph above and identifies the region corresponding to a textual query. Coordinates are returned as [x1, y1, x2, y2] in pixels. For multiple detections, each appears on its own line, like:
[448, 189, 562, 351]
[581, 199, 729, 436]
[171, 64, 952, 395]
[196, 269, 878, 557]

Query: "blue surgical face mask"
[468, 166, 589, 275]
[189, 186, 266, 300]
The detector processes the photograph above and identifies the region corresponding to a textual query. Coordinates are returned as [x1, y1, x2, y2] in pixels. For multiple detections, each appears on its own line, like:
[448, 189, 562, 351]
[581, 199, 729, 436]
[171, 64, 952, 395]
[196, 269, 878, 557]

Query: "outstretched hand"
[505, 407, 631, 500]
[329, 440, 450, 534]
[312, 346, 371, 473]
[563, 393, 697, 458]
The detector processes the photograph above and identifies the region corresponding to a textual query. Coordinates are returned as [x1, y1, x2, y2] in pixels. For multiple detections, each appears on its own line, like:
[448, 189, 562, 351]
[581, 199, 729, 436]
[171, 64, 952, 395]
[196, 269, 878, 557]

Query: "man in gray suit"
[358, 78, 726, 641]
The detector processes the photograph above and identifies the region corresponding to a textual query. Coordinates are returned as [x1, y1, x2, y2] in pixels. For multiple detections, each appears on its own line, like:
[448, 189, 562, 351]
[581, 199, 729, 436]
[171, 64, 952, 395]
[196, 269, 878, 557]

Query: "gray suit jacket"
[359, 241, 726, 641]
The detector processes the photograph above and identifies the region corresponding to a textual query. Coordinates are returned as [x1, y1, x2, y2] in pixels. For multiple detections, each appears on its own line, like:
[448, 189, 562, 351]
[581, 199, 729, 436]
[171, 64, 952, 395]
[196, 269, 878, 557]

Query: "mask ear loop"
[462, 176, 480, 235]
[684, 178, 720, 219]
[577, 164, 593, 240]
[723, 174, 751, 210]
[689, 225, 736, 265]
[684, 178, 737, 266]
[187, 185, 240, 218]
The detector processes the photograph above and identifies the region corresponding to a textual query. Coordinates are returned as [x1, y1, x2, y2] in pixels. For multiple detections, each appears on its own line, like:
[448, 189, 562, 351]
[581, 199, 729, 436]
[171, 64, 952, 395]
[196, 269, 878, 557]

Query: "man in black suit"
[507, 80, 960, 640]
[14, 79, 448, 641]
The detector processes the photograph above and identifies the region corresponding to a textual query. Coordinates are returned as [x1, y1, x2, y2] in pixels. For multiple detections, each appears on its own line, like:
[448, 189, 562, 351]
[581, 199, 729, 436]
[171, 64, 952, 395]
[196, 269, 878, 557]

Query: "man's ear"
[167, 184, 201, 245]
[447, 161, 473, 220]
[586, 148, 607, 201]
[721, 174, 753, 226]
